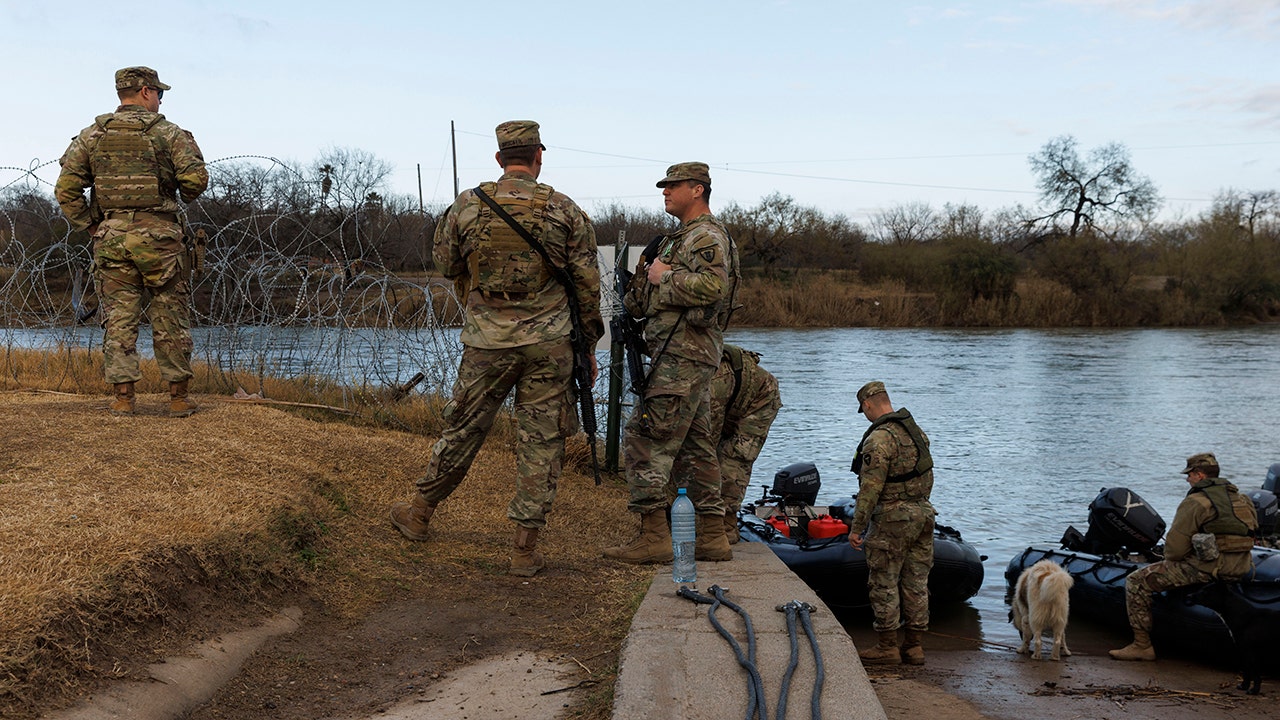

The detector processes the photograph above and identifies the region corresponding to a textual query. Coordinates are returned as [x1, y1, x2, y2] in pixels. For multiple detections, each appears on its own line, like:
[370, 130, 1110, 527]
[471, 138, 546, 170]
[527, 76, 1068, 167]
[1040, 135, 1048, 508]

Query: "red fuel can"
[766, 516, 791, 537]
[807, 515, 849, 539]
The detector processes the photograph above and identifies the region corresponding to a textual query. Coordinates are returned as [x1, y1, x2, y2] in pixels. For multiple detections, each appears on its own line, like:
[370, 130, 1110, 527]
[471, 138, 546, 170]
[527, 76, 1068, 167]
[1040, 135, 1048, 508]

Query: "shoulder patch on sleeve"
[700, 247, 717, 263]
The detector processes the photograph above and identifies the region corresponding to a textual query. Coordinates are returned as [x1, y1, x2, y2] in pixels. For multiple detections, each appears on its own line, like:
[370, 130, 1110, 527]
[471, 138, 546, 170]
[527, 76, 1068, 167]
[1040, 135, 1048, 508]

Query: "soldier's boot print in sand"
[603, 511, 673, 564]
[168, 380, 198, 417]
[859, 630, 902, 665]
[1109, 629, 1156, 661]
[695, 513, 733, 561]
[110, 382, 136, 415]
[901, 629, 926, 665]
[509, 526, 546, 577]
[724, 509, 740, 545]
[389, 495, 436, 541]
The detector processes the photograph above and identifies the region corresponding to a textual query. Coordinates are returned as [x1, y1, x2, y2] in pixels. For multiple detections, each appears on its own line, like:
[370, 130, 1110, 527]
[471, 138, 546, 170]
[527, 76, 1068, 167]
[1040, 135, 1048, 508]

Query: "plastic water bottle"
[671, 487, 697, 584]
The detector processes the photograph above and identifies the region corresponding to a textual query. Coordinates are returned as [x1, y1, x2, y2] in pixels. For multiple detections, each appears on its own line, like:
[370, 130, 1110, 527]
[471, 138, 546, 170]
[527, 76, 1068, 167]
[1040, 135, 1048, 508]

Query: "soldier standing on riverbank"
[604, 162, 740, 565]
[389, 121, 602, 578]
[849, 381, 937, 665]
[1110, 452, 1258, 661]
[55, 66, 208, 416]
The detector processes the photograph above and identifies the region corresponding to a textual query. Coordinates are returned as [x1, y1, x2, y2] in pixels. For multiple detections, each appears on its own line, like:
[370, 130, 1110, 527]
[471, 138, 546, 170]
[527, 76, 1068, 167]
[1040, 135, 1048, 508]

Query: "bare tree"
[311, 147, 394, 214]
[1027, 135, 1161, 239]
[721, 193, 821, 273]
[869, 201, 937, 245]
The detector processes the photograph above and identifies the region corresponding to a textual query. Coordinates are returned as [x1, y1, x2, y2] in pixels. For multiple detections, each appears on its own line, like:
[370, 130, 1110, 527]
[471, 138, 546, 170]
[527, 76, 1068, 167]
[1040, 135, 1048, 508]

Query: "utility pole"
[416, 163, 424, 215]
[451, 120, 459, 198]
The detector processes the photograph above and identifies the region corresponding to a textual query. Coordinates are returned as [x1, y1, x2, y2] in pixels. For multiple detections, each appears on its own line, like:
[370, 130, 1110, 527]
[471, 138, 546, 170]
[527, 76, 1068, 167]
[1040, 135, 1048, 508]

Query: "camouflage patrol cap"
[856, 381, 886, 412]
[1181, 452, 1219, 474]
[115, 66, 170, 92]
[495, 120, 546, 151]
[656, 162, 712, 188]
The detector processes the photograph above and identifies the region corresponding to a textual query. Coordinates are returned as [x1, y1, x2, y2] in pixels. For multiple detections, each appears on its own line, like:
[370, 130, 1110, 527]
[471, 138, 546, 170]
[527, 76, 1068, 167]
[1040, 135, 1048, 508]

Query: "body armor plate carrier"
[90, 114, 167, 211]
[474, 181, 554, 295]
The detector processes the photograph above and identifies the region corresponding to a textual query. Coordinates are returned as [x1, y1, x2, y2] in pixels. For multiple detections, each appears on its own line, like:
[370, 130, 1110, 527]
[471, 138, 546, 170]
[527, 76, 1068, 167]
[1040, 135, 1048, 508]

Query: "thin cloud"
[1054, 0, 1280, 38]
[1181, 82, 1280, 129]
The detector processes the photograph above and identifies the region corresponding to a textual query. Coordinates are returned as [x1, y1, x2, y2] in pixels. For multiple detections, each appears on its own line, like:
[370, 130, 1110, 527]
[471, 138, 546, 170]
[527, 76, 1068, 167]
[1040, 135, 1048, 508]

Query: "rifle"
[472, 187, 602, 484]
[609, 234, 670, 429]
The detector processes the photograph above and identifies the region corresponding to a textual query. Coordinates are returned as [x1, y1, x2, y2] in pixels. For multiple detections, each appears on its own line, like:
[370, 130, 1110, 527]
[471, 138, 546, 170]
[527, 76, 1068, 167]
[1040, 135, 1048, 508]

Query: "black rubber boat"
[737, 462, 986, 613]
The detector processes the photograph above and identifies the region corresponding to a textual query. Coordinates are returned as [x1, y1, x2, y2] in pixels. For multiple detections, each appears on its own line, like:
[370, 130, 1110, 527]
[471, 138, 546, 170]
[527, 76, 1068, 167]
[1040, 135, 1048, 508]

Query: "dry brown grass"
[0, 346, 490, 439]
[733, 272, 936, 327]
[0, 372, 647, 718]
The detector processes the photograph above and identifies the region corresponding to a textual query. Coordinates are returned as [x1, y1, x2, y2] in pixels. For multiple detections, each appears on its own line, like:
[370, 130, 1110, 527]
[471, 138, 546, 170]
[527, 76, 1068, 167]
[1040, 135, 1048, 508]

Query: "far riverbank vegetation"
[3, 137, 1277, 328]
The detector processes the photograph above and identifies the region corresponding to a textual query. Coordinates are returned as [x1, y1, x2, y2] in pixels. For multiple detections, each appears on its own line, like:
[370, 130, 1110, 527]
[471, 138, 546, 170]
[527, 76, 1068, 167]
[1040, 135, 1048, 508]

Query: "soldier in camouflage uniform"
[55, 67, 208, 416]
[389, 121, 602, 578]
[604, 162, 740, 565]
[1110, 452, 1258, 661]
[848, 381, 936, 666]
[675, 344, 781, 543]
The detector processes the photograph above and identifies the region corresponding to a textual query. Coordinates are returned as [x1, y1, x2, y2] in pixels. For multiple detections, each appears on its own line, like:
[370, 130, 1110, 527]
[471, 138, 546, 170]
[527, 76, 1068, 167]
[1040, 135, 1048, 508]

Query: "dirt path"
[47, 584, 1273, 720]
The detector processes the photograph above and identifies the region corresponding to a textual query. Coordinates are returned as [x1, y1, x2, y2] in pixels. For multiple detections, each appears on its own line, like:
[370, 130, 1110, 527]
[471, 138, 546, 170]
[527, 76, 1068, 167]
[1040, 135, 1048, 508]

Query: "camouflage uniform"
[851, 388, 936, 634]
[55, 67, 207, 385]
[418, 121, 602, 530]
[622, 188, 739, 516]
[1123, 473, 1258, 633]
[675, 344, 781, 511]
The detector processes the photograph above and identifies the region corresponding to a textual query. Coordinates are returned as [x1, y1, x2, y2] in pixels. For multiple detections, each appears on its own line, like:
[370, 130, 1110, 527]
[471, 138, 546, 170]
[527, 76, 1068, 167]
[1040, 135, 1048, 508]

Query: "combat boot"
[859, 630, 902, 665]
[603, 511, 673, 564]
[168, 380, 198, 417]
[696, 513, 733, 561]
[1109, 629, 1156, 661]
[724, 509, 740, 545]
[110, 382, 136, 415]
[389, 495, 436, 541]
[901, 628, 926, 665]
[510, 526, 546, 577]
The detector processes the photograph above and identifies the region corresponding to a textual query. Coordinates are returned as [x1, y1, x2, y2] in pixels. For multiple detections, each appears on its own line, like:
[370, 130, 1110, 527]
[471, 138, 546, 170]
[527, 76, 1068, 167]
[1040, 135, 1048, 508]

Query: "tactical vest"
[90, 114, 167, 211]
[474, 181, 553, 294]
[1192, 479, 1255, 539]
[851, 408, 934, 483]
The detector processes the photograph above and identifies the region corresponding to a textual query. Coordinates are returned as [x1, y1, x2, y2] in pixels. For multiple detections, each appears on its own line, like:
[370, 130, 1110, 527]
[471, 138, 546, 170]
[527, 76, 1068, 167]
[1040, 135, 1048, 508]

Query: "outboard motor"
[1265, 463, 1280, 493]
[1247, 489, 1279, 539]
[768, 462, 821, 538]
[772, 462, 820, 506]
[1081, 487, 1166, 556]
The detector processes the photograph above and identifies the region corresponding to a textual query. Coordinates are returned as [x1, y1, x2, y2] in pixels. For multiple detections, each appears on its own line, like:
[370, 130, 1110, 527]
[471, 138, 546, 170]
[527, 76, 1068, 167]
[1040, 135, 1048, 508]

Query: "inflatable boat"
[1005, 484, 1280, 660]
[737, 462, 986, 613]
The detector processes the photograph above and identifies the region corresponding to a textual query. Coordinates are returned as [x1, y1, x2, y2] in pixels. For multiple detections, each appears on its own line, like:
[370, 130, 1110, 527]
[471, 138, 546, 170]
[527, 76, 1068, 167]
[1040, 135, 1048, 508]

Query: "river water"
[723, 326, 1280, 648]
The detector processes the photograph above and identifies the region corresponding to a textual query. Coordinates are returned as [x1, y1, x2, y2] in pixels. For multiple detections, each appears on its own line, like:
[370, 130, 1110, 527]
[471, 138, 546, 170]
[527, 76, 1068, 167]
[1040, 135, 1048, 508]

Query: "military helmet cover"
[115, 66, 170, 91]
[656, 161, 712, 188]
[495, 120, 546, 150]
[1181, 452, 1219, 474]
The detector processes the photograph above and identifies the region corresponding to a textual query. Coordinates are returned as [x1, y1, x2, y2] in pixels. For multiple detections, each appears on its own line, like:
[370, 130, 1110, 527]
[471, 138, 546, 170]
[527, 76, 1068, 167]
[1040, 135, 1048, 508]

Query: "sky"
[2, 0, 1278, 225]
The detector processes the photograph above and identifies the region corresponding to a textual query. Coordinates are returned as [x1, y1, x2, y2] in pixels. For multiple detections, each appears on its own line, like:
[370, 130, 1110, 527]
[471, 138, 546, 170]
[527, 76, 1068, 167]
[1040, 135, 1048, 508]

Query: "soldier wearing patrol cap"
[55, 66, 207, 417]
[604, 162, 741, 565]
[1111, 452, 1258, 661]
[848, 381, 937, 665]
[389, 120, 603, 578]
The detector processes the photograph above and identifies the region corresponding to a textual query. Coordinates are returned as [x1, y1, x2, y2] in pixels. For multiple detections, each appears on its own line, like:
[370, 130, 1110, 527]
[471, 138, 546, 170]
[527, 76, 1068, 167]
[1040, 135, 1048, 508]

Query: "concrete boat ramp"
[613, 541, 885, 719]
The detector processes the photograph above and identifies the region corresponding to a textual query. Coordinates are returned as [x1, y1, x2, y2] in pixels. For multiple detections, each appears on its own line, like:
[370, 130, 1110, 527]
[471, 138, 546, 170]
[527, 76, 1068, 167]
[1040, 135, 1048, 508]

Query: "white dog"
[1012, 559, 1074, 661]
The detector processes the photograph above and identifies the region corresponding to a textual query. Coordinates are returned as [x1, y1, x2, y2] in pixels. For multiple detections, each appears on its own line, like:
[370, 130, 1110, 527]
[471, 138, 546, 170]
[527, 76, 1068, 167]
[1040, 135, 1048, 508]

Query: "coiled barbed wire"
[2, 155, 624, 426]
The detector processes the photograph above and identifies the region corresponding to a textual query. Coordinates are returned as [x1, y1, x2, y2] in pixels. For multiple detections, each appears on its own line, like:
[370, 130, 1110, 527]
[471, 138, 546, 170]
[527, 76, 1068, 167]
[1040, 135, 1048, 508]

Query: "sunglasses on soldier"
[147, 86, 164, 100]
